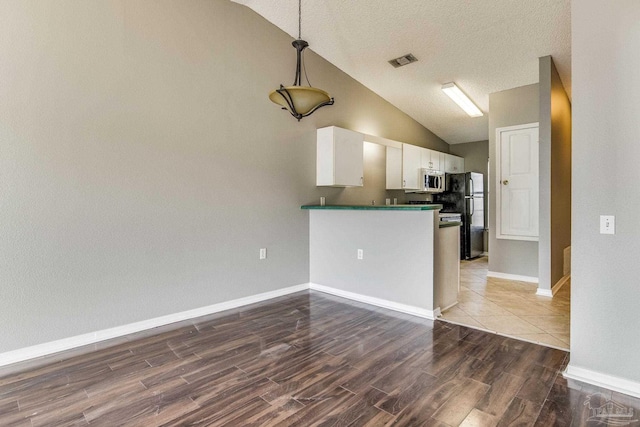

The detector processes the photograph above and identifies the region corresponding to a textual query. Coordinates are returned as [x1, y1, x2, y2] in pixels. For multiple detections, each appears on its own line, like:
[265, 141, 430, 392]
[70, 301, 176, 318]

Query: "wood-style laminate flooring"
[1, 291, 637, 426]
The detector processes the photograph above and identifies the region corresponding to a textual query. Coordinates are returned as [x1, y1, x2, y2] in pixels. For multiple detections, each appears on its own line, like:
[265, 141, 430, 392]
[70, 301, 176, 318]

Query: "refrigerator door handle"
[469, 177, 474, 197]
[469, 197, 474, 216]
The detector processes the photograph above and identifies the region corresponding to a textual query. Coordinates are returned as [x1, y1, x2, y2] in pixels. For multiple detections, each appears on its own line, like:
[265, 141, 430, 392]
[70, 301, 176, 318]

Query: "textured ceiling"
[233, 0, 571, 144]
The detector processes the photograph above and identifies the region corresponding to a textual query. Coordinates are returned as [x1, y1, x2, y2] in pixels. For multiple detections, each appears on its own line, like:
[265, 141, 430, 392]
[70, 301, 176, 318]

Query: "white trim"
[487, 270, 539, 283]
[564, 364, 640, 399]
[535, 274, 571, 297]
[481, 252, 489, 257]
[309, 283, 437, 320]
[0, 283, 309, 368]
[536, 288, 553, 297]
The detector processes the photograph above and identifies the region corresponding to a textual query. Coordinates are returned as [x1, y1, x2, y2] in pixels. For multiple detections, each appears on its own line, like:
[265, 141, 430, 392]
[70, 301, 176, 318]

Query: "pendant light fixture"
[269, 0, 334, 121]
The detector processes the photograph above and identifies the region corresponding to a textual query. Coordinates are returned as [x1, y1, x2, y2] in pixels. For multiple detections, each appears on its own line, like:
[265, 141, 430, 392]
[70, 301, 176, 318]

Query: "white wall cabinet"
[317, 126, 364, 187]
[386, 143, 459, 190]
[444, 154, 464, 173]
[385, 146, 404, 190]
[421, 149, 443, 171]
[402, 143, 422, 190]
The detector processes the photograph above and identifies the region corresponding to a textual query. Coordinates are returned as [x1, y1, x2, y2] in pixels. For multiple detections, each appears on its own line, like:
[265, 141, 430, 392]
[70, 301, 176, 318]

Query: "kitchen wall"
[569, 0, 640, 389]
[538, 56, 572, 292]
[488, 84, 539, 278]
[0, 0, 445, 354]
[449, 140, 489, 252]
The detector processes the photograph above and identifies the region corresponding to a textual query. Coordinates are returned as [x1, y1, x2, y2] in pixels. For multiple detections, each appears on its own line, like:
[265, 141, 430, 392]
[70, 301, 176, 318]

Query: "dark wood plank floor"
[1, 291, 638, 426]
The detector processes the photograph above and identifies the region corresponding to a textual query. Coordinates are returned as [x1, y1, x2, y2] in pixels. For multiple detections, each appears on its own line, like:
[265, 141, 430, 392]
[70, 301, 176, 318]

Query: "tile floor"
[439, 256, 571, 350]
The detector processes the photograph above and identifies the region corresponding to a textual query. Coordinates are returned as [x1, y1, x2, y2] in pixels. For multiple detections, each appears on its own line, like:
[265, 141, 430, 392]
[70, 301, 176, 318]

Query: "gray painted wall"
[0, 0, 446, 353]
[570, 0, 640, 382]
[488, 84, 539, 278]
[538, 56, 572, 291]
[449, 140, 489, 252]
[309, 210, 436, 312]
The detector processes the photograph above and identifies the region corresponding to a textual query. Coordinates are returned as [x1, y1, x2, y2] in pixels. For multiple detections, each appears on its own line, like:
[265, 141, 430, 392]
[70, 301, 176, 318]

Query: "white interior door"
[497, 123, 539, 240]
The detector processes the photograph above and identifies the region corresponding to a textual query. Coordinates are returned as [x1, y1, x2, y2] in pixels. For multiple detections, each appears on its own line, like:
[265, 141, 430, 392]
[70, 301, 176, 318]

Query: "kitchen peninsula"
[302, 204, 460, 319]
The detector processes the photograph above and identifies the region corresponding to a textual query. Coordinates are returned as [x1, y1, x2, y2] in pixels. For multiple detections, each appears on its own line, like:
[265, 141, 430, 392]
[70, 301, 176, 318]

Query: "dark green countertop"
[301, 204, 442, 211]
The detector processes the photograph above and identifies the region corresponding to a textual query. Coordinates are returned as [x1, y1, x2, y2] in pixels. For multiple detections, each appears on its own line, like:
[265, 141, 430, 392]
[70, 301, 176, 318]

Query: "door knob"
[502, 180, 509, 185]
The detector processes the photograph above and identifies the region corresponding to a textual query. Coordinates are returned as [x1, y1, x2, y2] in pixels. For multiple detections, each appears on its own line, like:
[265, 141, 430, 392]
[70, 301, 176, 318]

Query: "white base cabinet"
[317, 126, 364, 187]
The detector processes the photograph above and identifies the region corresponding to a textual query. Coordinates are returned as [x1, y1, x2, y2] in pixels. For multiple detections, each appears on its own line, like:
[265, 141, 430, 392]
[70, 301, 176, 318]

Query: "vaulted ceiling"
[233, 0, 571, 144]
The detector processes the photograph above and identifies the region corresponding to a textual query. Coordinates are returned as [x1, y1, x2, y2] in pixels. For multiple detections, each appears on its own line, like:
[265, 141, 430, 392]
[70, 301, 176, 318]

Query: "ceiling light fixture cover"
[441, 82, 483, 117]
[269, 0, 334, 121]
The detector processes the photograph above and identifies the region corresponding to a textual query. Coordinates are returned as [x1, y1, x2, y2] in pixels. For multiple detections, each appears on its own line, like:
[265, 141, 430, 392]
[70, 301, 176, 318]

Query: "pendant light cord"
[298, 0, 312, 87]
[298, 0, 301, 40]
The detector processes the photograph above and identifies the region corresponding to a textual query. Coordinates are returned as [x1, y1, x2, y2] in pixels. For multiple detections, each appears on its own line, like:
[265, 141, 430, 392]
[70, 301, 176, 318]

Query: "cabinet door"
[422, 149, 442, 171]
[420, 148, 431, 170]
[333, 128, 364, 186]
[431, 151, 443, 171]
[444, 154, 464, 173]
[496, 124, 539, 240]
[402, 143, 421, 190]
[316, 126, 364, 187]
[386, 146, 403, 190]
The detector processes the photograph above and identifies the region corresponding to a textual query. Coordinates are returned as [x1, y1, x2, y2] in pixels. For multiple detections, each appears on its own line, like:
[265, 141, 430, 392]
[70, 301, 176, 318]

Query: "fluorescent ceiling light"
[441, 82, 483, 117]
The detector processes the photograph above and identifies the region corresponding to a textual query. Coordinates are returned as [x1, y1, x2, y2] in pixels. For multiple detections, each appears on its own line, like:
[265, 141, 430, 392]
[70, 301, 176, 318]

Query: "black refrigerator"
[434, 172, 484, 260]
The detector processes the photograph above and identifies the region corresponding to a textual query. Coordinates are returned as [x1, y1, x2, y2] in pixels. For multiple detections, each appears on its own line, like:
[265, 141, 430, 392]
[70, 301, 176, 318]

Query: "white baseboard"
[481, 252, 489, 257]
[309, 283, 437, 320]
[0, 283, 309, 368]
[535, 274, 571, 298]
[564, 364, 640, 399]
[536, 288, 553, 297]
[487, 271, 539, 283]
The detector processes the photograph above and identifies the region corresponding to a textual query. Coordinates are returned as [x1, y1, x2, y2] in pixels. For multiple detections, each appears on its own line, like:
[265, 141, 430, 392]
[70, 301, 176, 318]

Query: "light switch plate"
[600, 215, 615, 234]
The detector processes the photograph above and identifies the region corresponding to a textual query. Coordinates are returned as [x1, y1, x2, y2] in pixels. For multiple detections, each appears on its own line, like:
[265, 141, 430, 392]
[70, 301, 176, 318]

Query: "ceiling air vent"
[388, 53, 418, 68]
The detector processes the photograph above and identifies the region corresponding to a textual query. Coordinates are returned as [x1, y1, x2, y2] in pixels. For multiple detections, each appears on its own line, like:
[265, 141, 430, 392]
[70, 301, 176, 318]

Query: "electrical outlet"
[259, 248, 267, 259]
[600, 216, 615, 234]
[357, 249, 363, 260]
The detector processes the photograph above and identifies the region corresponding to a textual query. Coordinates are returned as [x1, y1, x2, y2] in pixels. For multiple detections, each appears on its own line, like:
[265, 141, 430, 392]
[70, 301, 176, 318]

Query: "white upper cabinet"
[401, 143, 422, 190]
[317, 126, 364, 187]
[444, 154, 464, 173]
[386, 143, 455, 190]
[385, 146, 403, 190]
[421, 149, 443, 171]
